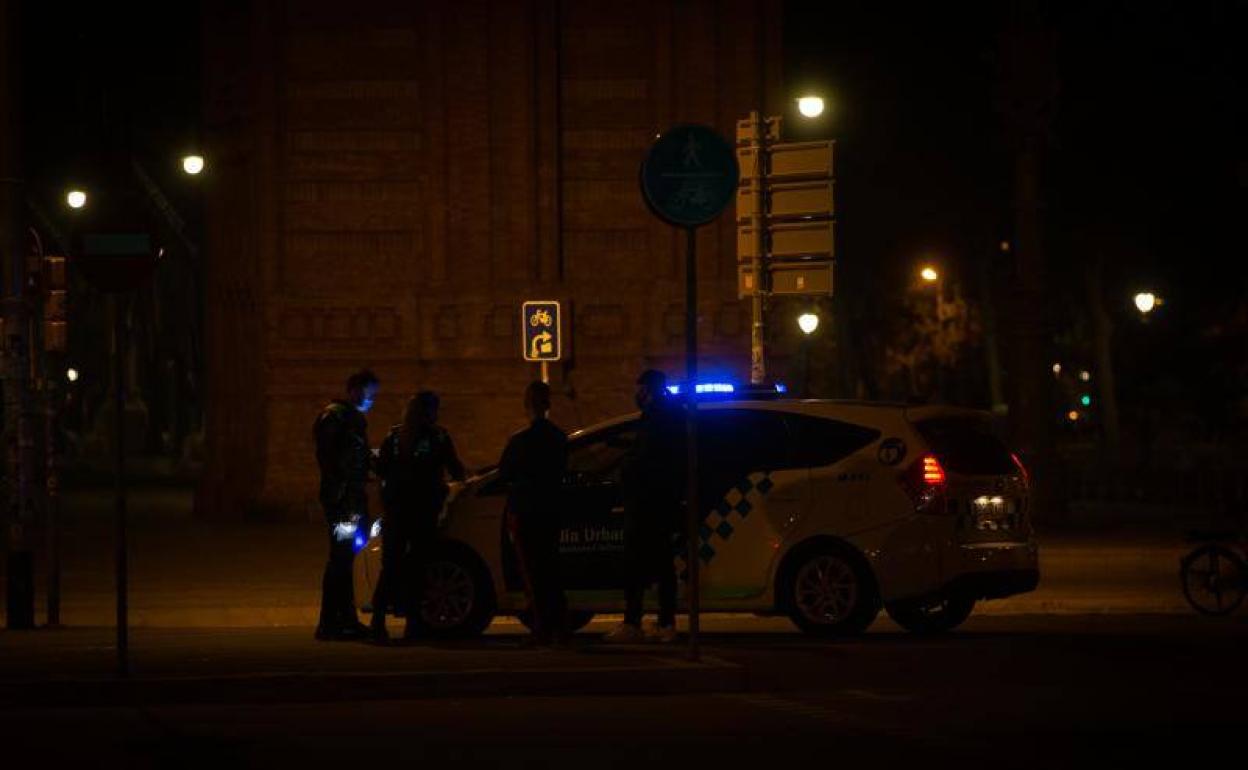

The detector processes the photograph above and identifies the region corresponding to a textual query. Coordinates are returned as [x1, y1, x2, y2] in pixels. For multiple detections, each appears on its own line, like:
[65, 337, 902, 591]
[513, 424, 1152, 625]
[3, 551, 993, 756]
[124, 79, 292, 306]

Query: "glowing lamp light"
[774, 383, 788, 394]
[1068, 410, 1080, 422]
[66, 190, 87, 209]
[182, 154, 205, 175]
[797, 95, 825, 118]
[1051, 363, 1062, 376]
[797, 313, 819, 335]
[66, 368, 79, 382]
[920, 266, 939, 282]
[1079, 370, 1091, 382]
[1134, 292, 1157, 314]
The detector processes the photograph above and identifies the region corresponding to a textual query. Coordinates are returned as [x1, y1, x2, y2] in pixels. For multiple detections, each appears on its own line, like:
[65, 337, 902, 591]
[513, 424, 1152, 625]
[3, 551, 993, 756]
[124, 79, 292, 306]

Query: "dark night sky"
[788, 0, 1245, 321]
[19, 1, 1245, 340]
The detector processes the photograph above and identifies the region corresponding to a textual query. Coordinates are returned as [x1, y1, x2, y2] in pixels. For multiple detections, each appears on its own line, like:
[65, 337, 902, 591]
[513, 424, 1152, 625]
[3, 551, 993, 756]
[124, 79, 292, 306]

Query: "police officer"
[498, 381, 568, 645]
[604, 369, 685, 644]
[314, 368, 379, 641]
[372, 390, 466, 640]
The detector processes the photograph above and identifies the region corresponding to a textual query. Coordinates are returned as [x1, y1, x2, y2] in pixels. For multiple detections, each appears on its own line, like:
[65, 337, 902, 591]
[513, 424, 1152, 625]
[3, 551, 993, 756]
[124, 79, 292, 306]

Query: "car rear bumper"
[946, 541, 1040, 599]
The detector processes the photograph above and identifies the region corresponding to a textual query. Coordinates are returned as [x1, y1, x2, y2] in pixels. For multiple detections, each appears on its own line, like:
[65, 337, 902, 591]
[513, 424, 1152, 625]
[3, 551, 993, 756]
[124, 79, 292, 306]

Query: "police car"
[355, 387, 1039, 637]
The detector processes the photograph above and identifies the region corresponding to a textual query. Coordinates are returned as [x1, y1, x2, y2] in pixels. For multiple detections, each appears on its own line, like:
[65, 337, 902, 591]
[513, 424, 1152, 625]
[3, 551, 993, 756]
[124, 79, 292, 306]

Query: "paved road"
[2, 615, 1244, 767]
[0, 486, 1207, 627]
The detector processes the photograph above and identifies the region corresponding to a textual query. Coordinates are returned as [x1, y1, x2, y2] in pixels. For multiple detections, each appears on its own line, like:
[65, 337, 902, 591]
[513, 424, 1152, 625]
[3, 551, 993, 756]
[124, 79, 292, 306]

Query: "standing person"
[498, 381, 569, 646]
[604, 369, 686, 644]
[314, 369, 379, 641]
[371, 390, 466, 641]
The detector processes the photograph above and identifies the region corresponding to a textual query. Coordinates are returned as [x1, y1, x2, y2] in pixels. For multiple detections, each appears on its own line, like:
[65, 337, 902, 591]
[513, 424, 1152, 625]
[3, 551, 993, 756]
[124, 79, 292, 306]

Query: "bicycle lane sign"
[522, 300, 561, 361]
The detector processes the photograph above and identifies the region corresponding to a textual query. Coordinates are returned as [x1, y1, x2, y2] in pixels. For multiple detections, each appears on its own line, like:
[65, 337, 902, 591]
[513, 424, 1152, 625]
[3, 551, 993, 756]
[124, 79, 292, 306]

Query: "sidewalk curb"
[0, 656, 746, 709]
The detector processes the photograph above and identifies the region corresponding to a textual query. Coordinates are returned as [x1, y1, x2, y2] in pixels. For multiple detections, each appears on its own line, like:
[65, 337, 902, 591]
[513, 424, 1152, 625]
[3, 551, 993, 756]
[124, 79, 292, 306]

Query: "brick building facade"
[199, 0, 782, 518]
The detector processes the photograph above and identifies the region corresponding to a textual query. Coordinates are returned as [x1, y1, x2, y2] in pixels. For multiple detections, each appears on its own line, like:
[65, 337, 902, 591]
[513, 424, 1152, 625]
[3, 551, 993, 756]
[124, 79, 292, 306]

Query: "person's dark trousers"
[401, 514, 439, 638]
[318, 517, 359, 635]
[623, 514, 677, 629]
[370, 520, 410, 632]
[514, 516, 567, 642]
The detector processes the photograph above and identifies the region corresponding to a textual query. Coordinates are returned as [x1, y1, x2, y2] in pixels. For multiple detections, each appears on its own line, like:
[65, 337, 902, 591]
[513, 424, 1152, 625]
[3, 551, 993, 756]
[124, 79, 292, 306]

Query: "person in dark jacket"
[497, 381, 569, 645]
[314, 368, 379, 641]
[604, 369, 686, 644]
[371, 390, 466, 640]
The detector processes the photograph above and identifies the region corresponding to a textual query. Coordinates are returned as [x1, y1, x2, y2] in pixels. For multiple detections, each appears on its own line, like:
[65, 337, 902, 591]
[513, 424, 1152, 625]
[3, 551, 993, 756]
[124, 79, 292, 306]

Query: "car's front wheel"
[886, 594, 975, 634]
[408, 545, 496, 639]
[780, 542, 880, 636]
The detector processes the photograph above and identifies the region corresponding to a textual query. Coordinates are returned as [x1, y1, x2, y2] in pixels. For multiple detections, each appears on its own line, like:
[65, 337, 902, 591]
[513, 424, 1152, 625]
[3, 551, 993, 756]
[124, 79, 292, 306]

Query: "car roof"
[565, 399, 992, 441]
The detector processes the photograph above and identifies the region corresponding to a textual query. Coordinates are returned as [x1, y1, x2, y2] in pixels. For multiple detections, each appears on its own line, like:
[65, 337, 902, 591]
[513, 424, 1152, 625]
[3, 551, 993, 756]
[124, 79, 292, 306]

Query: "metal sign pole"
[684, 225, 701, 662]
[114, 295, 129, 677]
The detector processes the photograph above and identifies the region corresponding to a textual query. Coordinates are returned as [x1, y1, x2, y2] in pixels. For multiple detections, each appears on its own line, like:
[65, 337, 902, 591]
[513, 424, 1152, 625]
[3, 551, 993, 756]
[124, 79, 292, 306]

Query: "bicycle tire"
[1180, 543, 1248, 617]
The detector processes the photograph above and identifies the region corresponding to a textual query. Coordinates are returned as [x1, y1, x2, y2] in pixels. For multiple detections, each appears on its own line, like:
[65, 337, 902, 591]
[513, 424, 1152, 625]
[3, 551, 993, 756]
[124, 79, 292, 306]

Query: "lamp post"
[797, 312, 819, 397]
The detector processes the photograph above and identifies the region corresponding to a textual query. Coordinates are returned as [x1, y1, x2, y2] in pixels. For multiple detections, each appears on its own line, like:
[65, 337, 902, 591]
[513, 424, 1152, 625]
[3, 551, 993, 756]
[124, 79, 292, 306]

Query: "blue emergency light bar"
[666, 382, 735, 395]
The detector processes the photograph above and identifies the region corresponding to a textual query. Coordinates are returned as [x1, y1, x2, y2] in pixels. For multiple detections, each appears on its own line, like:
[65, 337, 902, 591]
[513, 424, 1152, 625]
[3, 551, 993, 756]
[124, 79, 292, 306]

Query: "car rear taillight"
[904, 453, 948, 513]
[1011, 452, 1030, 486]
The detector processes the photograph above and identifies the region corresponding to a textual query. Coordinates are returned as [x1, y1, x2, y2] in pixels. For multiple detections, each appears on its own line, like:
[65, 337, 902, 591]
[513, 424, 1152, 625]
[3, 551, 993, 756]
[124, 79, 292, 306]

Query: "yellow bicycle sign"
[521, 301, 561, 362]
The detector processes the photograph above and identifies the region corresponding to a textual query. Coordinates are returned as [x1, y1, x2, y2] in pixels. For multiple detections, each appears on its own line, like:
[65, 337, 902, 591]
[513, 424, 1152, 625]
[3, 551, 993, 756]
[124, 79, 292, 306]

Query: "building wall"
[200, 0, 782, 518]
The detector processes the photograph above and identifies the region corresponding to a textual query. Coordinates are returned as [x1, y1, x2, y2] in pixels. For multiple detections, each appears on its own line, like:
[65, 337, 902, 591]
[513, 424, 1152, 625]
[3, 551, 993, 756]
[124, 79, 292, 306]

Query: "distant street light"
[66, 190, 87, 209]
[1134, 292, 1157, 315]
[182, 154, 205, 175]
[796, 312, 819, 398]
[1079, 370, 1091, 382]
[797, 95, 825, 119]
[920, 266, 939, 283]
[66, 368, 79, 383]
[1052, 363, 1062, 376]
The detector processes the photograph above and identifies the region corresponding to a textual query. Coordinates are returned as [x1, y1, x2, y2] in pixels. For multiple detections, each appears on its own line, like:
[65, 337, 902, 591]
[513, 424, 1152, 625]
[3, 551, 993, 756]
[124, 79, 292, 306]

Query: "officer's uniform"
[621, 395, 686, 630]
[498, 417, 568, 642]
[313, 399, 371, 638]
[373, 422, 465, 636]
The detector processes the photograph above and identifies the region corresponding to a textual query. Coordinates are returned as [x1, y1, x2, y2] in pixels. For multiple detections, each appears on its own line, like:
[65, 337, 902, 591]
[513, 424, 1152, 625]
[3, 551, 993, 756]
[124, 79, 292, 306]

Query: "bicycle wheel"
[1180, 544, 1248, 616]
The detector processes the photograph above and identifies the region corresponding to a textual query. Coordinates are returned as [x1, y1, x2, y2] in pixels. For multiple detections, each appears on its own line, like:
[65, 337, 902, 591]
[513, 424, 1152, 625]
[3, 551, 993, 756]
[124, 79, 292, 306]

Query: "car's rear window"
[915, 417, 1016, 475]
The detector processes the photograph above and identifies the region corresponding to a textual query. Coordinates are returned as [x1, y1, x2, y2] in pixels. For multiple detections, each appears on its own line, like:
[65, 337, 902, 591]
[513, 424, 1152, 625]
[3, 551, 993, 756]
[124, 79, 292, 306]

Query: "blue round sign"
[640, 124, 739, 228]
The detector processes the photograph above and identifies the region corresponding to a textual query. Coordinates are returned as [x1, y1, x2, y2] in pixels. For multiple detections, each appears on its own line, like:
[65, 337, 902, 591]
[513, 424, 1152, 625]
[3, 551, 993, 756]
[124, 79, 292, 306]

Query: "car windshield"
[915, 417, 1016, 475]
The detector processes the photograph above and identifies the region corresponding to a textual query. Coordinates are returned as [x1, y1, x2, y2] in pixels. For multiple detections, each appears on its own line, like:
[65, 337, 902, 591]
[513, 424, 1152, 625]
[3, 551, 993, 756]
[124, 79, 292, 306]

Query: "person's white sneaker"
[653, 624, 678, 644]
[602, 622, 646, 644]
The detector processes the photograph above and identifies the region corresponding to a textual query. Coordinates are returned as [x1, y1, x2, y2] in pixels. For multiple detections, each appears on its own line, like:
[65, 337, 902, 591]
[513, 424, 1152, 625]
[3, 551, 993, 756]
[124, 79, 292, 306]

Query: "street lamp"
[65, 189, 87, 210]
[797, 95, 825, 119]
[66, 368, 79, 383]
[181, 154, 205, 175]
[796, 312, 819, 397]
[1134, 292, 1157, 315]
[920, 266, 939, 283]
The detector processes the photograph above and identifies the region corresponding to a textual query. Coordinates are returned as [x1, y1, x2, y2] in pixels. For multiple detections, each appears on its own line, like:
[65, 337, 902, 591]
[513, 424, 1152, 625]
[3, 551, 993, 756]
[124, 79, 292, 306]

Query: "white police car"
[355, 390, 1039, 637]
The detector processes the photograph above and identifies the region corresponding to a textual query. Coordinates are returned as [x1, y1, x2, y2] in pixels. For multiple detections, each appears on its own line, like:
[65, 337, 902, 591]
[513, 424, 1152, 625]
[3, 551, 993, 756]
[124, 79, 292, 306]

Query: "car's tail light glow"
[904, 454, 948, 514]
[1011, 452, 1030, 486]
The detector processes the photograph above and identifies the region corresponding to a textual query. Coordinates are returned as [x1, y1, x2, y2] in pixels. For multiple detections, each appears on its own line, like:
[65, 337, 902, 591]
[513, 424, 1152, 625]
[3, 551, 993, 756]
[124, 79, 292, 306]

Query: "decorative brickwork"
[200, 0, 782, 518]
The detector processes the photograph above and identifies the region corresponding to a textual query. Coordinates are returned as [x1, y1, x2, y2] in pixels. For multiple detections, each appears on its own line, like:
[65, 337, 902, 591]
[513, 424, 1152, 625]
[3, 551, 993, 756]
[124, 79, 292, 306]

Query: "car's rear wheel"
[516, 609, 596, 635]
[780, 543, 880, 636]
[886, 594, 975, 634]
[409, 546, 496, 639]
[1181, 544, 1247, 616]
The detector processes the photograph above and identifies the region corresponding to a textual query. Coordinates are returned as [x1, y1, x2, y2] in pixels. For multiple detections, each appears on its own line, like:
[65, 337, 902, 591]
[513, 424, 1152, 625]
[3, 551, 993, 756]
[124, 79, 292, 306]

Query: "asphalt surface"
[1, 615, 1245, 767]
[2, 486, 1244, 766]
